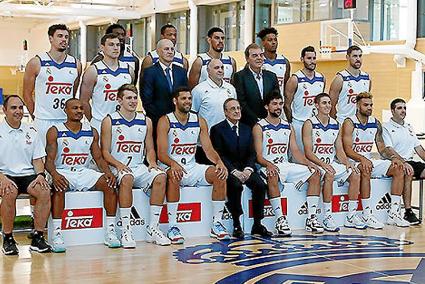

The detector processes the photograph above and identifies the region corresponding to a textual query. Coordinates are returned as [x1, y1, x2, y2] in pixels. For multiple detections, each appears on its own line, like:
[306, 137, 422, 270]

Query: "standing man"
[210, 98, 272, 238]
[329, 46, 371, 124]
[253, 91, 324, 234]
[302, 93, 360, 232]
[285, 46, 325, 152]
[101, 84, 171, 247]
[382, 98, 422, 225]
[257, 27, 291, 95]
[192, 59, 237, 164]
[80, 33, 134, 133]
[90, 24, 140, 85]
[233, 43, 280, 127]
[46, 98, 120, 253]
[188, 27, 236, 89]
[157, 87, 230, 244]
[23, 24, 82, 146]
[341, 92, 409, 229]
[0, 96, 52, 255]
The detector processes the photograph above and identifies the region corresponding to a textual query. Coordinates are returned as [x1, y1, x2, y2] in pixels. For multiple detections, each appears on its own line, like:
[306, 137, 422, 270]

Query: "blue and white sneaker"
[210, 221, 231, 240]
[167, 226, 185, 244]
[323, 214, 340, 232]
[104, 228, 121, 248]
[51, 230, 66, 253]
[344, 214, 367, 229]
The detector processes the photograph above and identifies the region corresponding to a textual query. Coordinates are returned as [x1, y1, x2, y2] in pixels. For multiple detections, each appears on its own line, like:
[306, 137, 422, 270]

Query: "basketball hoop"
[320, 46, 335, 59]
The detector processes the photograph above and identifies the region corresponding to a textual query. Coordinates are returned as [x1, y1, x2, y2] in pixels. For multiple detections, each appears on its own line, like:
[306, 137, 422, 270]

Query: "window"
[69, 29, 80, 60]
[255, 0, 273, 44]
[156, 11, 190, 54]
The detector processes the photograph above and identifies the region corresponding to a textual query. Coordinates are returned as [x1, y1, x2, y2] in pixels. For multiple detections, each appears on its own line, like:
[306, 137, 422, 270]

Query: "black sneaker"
[404, 209, 421, 225]
[2, 235, 19, 255]
[30, 233, 52, 253]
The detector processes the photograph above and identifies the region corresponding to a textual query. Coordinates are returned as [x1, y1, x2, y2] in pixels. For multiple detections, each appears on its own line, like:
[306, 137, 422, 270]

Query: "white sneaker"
[323, 214, 340, 232]
[275, 216, 292, 236]
[51, 230, 66, 253]
[305, 215, 324, 233]
[166, 226, 184, 244]
[387, 212, 410, 227]
[147, 225, 171, 246]
[210, 221, 231, 240]
[344, 214, 367, 229]
[104, 228, 121, 248]
[121, 228, 136, 249]
[363, 215, 384, 230]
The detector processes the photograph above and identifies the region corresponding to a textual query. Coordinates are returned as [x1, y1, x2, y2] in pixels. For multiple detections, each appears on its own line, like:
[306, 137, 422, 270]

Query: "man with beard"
[341, 92, 409, 229]
[302, 93, 360, 231]
[285, 46, 325, 154]
[188, 27, 236, 89]
[46, 98, 120, 253]
[157, 86, 230, 244]
[329, 46, 371, 124]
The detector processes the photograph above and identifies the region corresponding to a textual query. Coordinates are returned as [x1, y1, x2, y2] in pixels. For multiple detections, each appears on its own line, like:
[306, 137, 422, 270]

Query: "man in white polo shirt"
[382, 98, 422, 225]
[0, 95, 51, 255]
[192, 58, 236, 164]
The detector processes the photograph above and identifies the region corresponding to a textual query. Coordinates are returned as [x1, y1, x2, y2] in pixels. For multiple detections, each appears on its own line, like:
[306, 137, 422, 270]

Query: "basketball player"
[341, 92, 409, 229]
[329, 45, 371, 124]
[101, 84, 170, 247]
[285, 46, 325, 153]
[46, 99, 120, 253]
[257, 27, 291, 95]
[302, 93, 360, 232]
[80, 33, 134, 133]
[188, 27, 236, 89]
[252, 91, 324, 234]
[157, 86, 230, 244]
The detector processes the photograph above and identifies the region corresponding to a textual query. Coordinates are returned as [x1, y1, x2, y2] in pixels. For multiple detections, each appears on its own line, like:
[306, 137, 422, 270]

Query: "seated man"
[382, 98, 422, 225]
[46, 98, 119, 253]
[252, 91, 323, 234]
[157, 86, 229, 244]
[342, 92, 409, 229]
[0, 95, 51, 255]
[101, 84, 170, 248]
[303, 93, 360, 232]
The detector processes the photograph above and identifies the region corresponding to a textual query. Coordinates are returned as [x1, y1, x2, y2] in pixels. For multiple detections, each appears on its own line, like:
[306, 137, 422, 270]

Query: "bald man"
[141, 39, 188, 129]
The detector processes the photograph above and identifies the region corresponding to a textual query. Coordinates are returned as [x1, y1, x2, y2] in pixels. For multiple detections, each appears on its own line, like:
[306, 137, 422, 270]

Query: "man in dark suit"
[233, 43, 280, 127]
[140, 39, 188, 128]
[210, 98, 272, 238]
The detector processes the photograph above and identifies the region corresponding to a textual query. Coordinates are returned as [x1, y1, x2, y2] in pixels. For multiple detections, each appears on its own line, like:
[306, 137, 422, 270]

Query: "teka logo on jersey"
[332, 194, 363, 213]
[376, 193, 391, 210]
[313, 143, 334, 155]
[45, 76, 72, 95]
[266, 139, 287, 155]
[61, 148, 89, 166]
[103, 83, 118, 101]
[62, 208, 103, 230]
[352, 141, 373, 153]
[302, 91, 316, 106]
[170, 138, 197, 155]
[159, 203, 202, 223]
[249, 198, 288, 218]
[346, 89, 357, 104]
[117, 206, 145, 227]
[116, 135, 143, 153]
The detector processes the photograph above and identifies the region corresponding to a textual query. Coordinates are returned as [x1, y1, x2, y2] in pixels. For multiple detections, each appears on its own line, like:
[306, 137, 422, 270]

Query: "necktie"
[232, 125, 238, 136]
[165, 67, 173, 92]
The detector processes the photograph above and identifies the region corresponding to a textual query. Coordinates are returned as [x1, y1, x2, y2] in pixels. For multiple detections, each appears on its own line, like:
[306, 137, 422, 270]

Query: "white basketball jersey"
[337, 70, 370, 120]
[119, 45, 137, 70]
[110, 112, 147, 168]
[148, 49, 185, 68]
[167, 112, 200, 168]
[258, 118, 291, 165]
[308, 116, 339, 164]
[91, 61, 132, 121]
[263, 54, 287, 94]
[349, 115, 377, 159]
[54, 122, 93, 171]
[34, 52, 78, 120]
[198, 53, 233, 83]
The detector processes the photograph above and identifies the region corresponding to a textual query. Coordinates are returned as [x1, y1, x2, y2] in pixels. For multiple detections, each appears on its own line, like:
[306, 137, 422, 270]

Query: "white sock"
[150, 205, 163, 228]
[167, 202, 178, 228]
[348, 200, 358, 218]
[106, 216, 116, 232]
[390, 195, 401, 214]
[53, 218, 62, 232]
[307, 196, 319, 217]
[362, 198, 371, 218]
[323, 202, 332, 217]
[269, 197, 283, 219]
[212, 200, 225, 223]
[119, 207, 131, 230]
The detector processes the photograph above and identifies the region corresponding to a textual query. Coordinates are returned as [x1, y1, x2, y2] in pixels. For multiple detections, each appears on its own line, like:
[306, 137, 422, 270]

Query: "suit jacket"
[233, 66, 280, 127]
[140, 62, 188, 124]
[210, 120, 256, 173]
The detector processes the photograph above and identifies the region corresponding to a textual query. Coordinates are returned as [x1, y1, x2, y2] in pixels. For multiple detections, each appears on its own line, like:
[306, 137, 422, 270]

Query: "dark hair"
[356, 91, 373, 103]
[106, 24, 125, 34]
[257, 27, 278, 40]
[172, 86, 191, 99]
[301, 46, 316, 57]
[264, 90, 283, 106]
[161, 24, 176, 34]
[3, 95, 23, 109]
[347, 45, 362, 55]
[117, 84, 138, 99]
[244, 43, 262, 58]
[64, 98, 80, 109]
[314, 93, 331, 104]
[101, 33, 119, 45]
[48, 24, 69, 37]
[223, 98, 239, 111]
[390, 98, 406, 110]
[207, 27, 224, 38]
